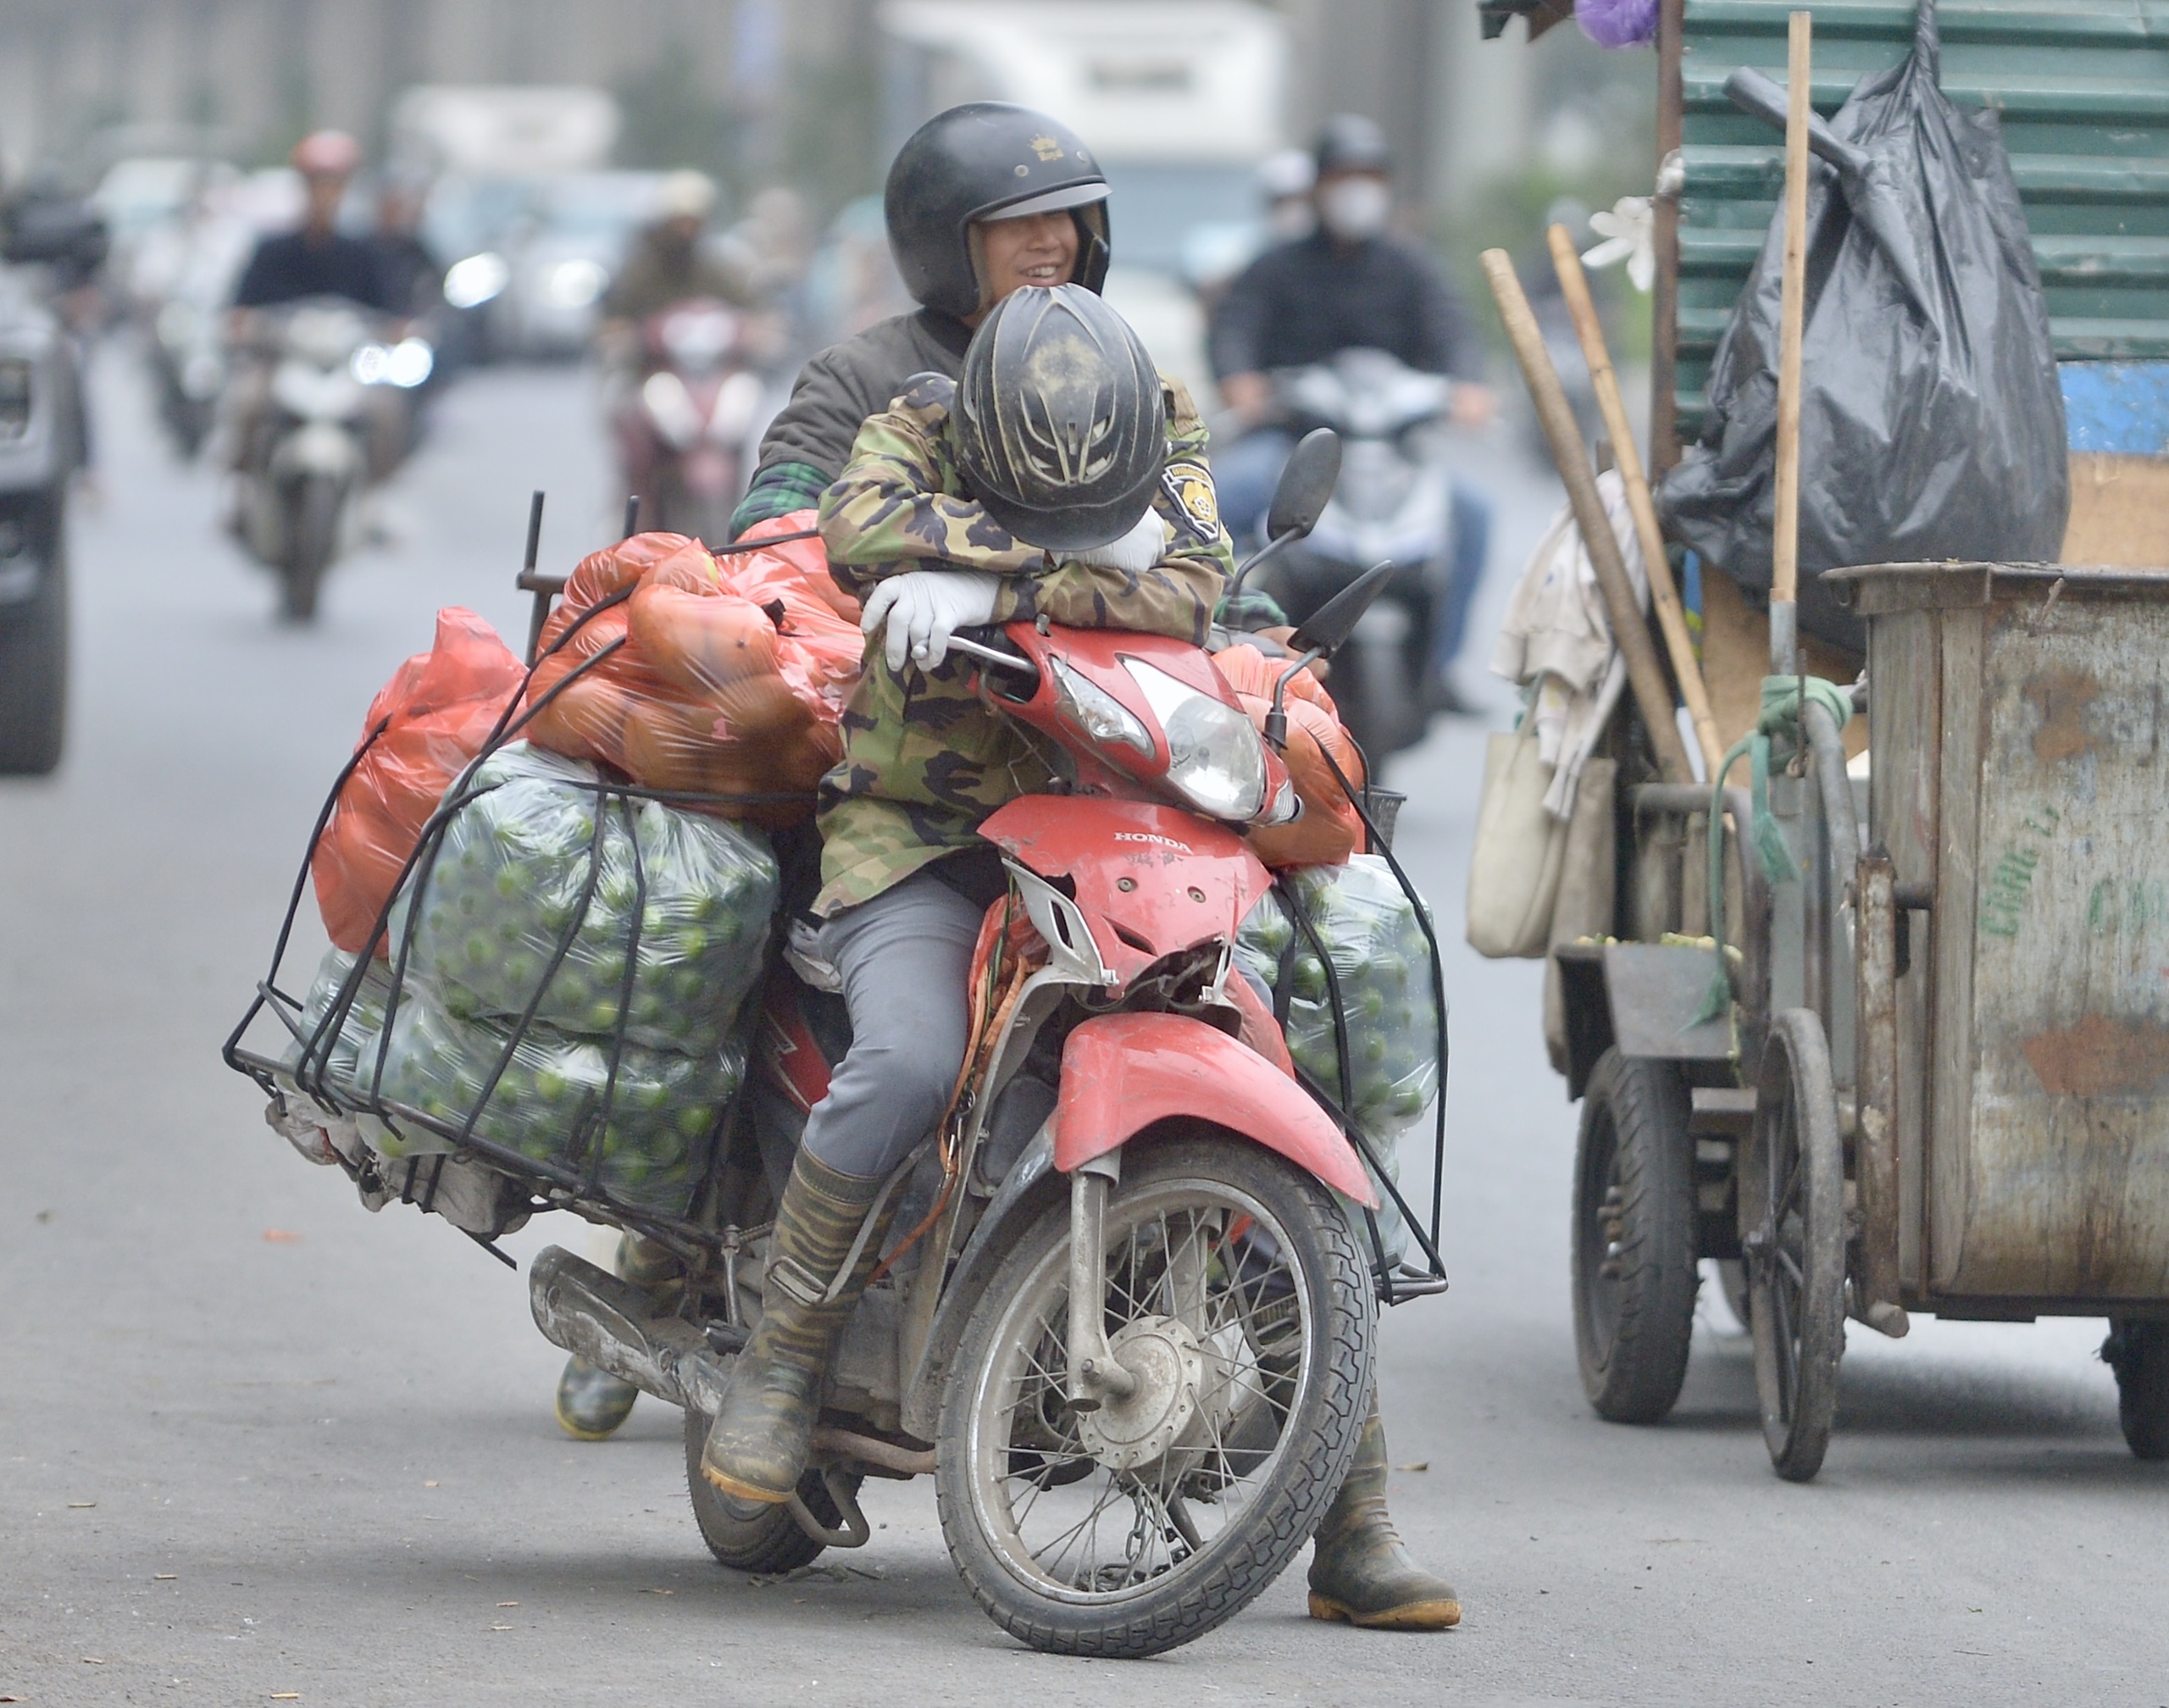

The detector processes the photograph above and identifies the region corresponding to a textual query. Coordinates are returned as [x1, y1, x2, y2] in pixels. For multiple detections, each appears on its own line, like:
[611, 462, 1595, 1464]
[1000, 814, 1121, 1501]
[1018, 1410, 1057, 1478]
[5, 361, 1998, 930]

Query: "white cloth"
[860, 568, 1001, 673]
[1068, 509, 1168, 574]
[1489, 468, 1649, 820]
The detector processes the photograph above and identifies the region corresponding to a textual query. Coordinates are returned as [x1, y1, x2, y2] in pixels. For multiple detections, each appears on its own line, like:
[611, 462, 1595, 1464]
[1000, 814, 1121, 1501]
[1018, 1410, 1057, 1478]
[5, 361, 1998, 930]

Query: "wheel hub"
[1074, 1315, 1205, 1473]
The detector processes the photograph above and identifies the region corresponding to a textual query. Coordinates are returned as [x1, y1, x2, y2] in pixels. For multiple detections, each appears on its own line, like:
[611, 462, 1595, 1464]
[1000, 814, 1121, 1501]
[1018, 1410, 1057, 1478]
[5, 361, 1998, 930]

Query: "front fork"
[1066, 1154, 1137, 1411]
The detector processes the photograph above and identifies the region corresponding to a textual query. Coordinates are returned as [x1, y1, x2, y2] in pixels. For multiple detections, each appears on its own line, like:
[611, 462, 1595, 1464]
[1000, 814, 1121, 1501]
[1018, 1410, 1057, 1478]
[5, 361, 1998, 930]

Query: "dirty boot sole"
[1307, 1590, 1462, 1631]
[699, 1461, 794, 1507]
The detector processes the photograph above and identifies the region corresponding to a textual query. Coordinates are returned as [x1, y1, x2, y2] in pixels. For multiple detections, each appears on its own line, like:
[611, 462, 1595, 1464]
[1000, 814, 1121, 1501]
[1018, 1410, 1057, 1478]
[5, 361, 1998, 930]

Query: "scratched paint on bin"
[1940, 587, 2169, 1299]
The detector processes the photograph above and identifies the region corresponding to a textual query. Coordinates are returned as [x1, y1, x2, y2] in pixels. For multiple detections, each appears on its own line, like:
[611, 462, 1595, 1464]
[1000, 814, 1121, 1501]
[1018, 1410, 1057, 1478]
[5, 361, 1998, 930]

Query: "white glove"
[1069, 509, 1169, 575]
[860, 568, 1001, 674]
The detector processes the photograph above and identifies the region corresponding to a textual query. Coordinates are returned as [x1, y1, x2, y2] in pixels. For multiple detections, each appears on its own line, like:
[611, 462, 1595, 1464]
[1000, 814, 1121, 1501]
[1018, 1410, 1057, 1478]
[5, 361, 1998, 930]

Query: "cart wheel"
[2103, 1320, 2169, 1461]
[1739, 1010, 1846, 1482]
[1572, 1048, 1698, 1423]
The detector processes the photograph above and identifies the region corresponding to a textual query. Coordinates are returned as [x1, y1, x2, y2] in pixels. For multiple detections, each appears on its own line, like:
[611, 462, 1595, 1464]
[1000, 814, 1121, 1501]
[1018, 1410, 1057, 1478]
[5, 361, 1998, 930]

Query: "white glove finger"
[860, 578, 901, 638]
[885, 604, 914, 673]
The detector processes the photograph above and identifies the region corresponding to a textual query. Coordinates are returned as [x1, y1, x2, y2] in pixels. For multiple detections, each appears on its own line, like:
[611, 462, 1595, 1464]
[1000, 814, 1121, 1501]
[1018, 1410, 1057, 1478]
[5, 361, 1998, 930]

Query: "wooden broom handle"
[1771, 9, 1813, 670]
[1482, 248, 1695, 785]
[1546, 225, 1724, 778]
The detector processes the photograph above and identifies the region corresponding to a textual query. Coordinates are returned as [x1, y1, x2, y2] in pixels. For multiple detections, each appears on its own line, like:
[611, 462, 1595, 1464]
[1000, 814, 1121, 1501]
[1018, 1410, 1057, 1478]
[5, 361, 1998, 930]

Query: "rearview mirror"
[1292, 560, 1394, 655]
[1264, 428, 1341, 541]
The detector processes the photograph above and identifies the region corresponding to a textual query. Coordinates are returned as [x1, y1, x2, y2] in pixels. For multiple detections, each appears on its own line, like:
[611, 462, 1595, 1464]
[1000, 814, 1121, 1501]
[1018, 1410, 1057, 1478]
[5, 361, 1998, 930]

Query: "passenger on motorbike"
[694, 284, 1226, 1524]
[224, 133, 408, 484]
[1211, 115, 1498, 714]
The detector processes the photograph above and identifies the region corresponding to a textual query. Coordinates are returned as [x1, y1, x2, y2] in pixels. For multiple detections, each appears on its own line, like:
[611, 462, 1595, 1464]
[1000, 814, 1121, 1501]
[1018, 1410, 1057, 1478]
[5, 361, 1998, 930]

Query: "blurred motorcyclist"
[231, 132, 400, 318]
[225, 133, 406, 484]
[574, 102, 1459, 1635]
[1211, 116, 1497, 713]
[597, 171, 747, 343]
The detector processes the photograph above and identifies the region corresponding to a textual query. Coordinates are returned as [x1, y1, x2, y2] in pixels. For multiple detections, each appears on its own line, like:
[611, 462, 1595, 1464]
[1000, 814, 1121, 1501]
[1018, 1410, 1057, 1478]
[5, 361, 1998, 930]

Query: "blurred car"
[485, 171, 670, 359]
[0, 263, 82, 773]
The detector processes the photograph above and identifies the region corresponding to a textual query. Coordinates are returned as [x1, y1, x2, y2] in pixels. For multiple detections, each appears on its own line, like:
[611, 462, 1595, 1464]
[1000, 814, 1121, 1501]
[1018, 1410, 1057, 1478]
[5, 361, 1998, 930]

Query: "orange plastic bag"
[1212, 643, 1367, 868]
[519, 524, 861, 818]
[313, 607, 526, 954]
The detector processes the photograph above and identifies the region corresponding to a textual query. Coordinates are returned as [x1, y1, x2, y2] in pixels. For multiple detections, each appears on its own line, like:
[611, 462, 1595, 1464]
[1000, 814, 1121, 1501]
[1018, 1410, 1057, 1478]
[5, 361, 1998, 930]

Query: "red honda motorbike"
[613, 297, 768, 546]
[524, 440, 1444, 1656]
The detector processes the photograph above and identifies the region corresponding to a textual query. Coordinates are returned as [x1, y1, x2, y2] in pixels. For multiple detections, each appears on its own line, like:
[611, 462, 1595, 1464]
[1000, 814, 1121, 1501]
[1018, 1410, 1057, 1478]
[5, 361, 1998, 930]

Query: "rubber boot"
[1306, 1395, 1461, 1630]
[699, 1150, 891, 1506]
[553, 1234, 680, 1441]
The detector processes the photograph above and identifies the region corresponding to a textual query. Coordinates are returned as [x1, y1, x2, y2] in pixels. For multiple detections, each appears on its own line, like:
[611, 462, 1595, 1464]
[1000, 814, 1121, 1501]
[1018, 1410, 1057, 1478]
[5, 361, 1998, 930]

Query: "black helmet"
[885, 103, 1111, 319]
[953, 284, 1164, 554]
[1315, 114, 1393, 177]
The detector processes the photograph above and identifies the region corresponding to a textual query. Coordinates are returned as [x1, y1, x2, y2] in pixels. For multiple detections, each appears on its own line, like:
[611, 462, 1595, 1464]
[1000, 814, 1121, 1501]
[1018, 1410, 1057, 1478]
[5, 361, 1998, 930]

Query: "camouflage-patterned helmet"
[952, 283, 1164, 555]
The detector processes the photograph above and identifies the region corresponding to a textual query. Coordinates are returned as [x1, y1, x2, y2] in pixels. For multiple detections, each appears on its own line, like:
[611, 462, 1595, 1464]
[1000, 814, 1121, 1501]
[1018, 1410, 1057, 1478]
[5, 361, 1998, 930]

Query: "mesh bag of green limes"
[282, 742, 779, 1219]
[1234, 855, 1442, 1270]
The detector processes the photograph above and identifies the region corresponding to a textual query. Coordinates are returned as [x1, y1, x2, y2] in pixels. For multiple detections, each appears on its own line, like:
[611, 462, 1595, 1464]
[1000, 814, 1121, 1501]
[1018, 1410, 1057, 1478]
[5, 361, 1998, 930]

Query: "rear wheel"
[1740, 1010, 1846, 1482]
[2104, 1321, 2169, 1461]
[0, 507, 67, 776]
[682, 1405, 863, 1573]
[1572, 1049, 1698, 1422]
[937, 1136, 1373, 1659]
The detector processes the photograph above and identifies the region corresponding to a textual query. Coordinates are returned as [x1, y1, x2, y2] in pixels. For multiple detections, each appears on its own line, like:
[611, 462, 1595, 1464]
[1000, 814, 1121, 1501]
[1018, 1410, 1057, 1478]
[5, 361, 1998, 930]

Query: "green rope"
[1694, 673, 1854, 1024]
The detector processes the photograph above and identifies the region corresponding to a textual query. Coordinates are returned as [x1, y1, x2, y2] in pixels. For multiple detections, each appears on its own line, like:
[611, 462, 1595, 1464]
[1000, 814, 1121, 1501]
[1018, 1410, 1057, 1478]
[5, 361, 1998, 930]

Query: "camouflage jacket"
[812, 370, 1233, 915]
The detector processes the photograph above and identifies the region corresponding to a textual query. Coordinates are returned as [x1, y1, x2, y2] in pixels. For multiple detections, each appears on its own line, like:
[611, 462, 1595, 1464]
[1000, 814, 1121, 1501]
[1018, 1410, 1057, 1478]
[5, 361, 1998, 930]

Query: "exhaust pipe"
[528, 1245, 731, 1416]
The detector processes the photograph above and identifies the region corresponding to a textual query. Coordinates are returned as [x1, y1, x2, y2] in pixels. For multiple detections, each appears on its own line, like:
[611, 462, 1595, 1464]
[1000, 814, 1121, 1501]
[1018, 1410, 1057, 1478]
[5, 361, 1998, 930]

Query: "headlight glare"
[1123, 657, 1268, 821]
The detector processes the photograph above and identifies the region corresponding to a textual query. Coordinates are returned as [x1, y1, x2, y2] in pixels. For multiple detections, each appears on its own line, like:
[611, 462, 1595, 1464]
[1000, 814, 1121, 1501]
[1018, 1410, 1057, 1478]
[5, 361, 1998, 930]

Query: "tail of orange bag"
[313, 607, 526, 955]
[1212, 640, 1367, 868]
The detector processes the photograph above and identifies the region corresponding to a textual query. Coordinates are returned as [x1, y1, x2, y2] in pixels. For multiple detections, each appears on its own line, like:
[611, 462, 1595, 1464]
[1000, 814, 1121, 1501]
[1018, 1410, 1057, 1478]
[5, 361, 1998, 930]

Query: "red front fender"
[1053, 1012, 1376, 1207]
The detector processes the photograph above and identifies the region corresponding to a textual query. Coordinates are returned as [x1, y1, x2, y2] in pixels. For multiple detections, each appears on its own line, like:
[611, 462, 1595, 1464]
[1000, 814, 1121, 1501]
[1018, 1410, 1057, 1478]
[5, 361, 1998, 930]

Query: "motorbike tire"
[681, 1406, 864, 1574]
[1571, 1048, 1698, 1424]
[281, 475, 341, 623]
[935, 1134, 1373, 1660]
[0, 516, 67, 776]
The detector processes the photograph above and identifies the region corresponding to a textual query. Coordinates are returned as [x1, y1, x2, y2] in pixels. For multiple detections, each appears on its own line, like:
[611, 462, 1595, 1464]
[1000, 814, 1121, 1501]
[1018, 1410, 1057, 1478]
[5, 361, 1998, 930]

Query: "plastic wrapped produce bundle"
[283, 946, 395, 1093]
[396, 742, 779, 1056]
[374, 988, 747, 1212]
[1234, 857, 1441, 1261]
[1236, 858, 1440, 1129]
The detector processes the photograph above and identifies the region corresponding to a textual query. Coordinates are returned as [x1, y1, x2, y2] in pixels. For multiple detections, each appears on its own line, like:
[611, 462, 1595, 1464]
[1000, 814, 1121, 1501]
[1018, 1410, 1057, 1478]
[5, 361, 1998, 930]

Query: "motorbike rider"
[367, 175, 444, 322]
[225, 132, 407, 483]
[597, 171, 748, 340]
[570, 103, 1460, 1633]
[1211, 115, 1498, 714]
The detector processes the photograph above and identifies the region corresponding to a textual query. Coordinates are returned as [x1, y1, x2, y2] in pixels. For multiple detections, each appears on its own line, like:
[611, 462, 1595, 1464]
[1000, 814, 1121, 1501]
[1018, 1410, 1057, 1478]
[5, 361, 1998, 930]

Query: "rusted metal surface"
[1830, 563, 2169, 1305]
[1852, 847, 1906, 1333]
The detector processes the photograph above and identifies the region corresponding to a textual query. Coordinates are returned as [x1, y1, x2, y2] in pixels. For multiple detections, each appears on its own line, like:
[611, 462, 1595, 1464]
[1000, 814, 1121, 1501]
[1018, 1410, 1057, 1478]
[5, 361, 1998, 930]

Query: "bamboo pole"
[1770, 9, 1813, 676]
[1480, 248, 1695, 786]
[1545, 225, 1724, 779]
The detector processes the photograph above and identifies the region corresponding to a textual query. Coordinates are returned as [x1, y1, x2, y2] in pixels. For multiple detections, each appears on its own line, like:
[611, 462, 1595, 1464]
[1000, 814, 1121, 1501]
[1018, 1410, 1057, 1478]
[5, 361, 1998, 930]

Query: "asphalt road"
[3, 351, 2162, 1707]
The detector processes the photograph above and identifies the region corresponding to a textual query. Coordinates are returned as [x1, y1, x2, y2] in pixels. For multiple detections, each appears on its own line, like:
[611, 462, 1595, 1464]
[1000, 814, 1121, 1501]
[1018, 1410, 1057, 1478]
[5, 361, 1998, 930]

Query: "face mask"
[1318, 176, 1391, 241]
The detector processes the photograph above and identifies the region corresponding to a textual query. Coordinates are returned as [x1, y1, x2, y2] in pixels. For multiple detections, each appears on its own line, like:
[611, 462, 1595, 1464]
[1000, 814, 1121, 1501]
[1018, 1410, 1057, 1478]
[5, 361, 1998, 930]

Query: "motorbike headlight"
[386, 337, 435, 389]
[0, 358, 30, 440]
[350, 342, 392, 385]
[1049, 657, 1153, 759]
[442, 252, 509, 310]
[1123, 658, 1268, 822]
[544, 258, 607, 309]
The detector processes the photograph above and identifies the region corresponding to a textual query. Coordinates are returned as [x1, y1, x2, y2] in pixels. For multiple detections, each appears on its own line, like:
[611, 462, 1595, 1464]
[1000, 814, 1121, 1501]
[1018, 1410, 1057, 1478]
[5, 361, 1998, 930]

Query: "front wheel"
[1571, 1049, 1698, 1423]
[281, 475, 344, 622]
[936, 1135, 1374, 1659]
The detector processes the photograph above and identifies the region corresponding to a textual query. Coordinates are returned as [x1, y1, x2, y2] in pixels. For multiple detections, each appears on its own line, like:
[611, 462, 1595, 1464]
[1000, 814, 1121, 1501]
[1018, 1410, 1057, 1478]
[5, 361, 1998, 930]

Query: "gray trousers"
[800, 869, 986, 1181]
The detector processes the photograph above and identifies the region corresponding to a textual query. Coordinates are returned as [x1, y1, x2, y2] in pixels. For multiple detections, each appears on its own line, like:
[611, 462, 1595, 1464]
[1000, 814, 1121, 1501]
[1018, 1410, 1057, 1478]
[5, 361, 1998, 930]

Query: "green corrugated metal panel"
[1673, 0, 2169, 443]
